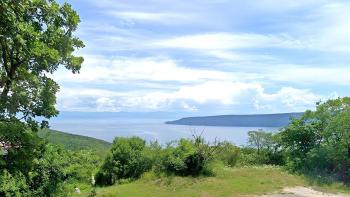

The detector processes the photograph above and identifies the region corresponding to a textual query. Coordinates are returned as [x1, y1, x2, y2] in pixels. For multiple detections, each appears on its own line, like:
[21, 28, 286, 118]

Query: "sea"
[49, 112, 280, 146]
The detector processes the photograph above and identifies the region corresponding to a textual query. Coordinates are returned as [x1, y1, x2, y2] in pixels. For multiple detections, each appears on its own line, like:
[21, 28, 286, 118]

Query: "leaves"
[280, 97, 350, 181]
[0, 1, 84, 195]
[0, 0, 84, 126]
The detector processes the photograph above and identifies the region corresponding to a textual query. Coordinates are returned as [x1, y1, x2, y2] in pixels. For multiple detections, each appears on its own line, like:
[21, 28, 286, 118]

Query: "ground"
[68, 166, 349, 197]
[262, 186, 349, 197]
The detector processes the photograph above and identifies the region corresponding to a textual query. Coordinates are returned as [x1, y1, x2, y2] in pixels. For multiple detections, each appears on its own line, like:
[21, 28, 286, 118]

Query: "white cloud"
[57, 81, 323, 113]
[267, 66, 350, 86]
[256, 87, 320, 110]
[174, 81, 260, 105]
[154, 33, 309, 50]
[108, 11, 192, 23]
[53, 55, 241, 84]
[310, 2, 350, 52]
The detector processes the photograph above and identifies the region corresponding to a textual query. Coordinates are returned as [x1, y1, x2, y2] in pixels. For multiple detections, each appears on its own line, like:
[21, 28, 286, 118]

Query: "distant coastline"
[165, 112, 303, 127]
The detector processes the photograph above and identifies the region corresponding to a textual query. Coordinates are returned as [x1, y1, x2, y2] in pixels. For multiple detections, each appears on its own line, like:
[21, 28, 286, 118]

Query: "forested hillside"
[38, 129, 111, 155]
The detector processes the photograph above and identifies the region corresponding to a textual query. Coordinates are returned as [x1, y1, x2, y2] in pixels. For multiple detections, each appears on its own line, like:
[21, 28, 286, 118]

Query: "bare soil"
[261, 186, 349, 197]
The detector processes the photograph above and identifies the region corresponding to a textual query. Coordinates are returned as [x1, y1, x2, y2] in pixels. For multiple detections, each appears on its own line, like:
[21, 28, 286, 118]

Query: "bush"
[157, 136, 220, 176]
[279, 97, 350, 182]
[0, 170, 29, 197]
[64, 150, 101, 183]
[158, 139, 197, 175]
[0, 121, 69, 196]
[95, 137, 152, 185]
[217, 142, 240, 167]
[28, 144, 68, 196]
[0, 120, 45, 174]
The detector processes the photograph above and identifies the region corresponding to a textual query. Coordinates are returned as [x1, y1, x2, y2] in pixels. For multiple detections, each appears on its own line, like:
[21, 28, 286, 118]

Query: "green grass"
[38, 129, 111, 156]
[87, 166, 307, 197]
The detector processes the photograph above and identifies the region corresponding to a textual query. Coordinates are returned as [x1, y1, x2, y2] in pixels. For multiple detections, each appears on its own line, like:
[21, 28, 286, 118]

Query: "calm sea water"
[49, 117, 280, 146]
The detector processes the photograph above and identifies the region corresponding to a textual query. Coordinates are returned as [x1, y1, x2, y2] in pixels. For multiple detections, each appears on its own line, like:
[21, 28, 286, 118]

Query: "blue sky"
[54, 0, 350, 115]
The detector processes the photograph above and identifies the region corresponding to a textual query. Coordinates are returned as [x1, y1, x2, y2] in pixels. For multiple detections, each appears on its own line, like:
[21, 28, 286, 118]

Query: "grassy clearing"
[90, 166, 306, 197]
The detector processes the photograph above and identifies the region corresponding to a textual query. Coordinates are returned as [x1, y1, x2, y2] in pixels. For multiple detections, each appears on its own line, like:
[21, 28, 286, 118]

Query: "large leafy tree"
[0, 1, 84, 195]
[0, 0, 84, 127]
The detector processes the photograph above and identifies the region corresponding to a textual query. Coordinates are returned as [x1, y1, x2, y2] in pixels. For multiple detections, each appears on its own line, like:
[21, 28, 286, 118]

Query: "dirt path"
[261, 186, 349, 197]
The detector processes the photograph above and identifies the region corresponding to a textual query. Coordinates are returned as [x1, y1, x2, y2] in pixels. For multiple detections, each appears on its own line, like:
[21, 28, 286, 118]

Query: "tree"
[279, 97, 350, 181]
[0, 0, 84, 127]
[0, 1, 84, 195]
[247, 129, 274, 153]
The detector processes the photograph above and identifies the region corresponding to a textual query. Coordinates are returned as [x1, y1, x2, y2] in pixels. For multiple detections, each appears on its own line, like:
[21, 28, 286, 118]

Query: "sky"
[54, 0, 350, 115]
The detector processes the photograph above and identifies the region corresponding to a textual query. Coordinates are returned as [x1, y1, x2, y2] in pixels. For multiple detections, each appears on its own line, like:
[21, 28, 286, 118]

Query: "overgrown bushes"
[0, 120, 102, 196]
[95, 137, 153, 185]
[0, 121, 66, 196]
[279, 97, 350, 182]
[96, 135, 222, 186]
[216, 141, 240, 167]
[156, 136, 219, 176]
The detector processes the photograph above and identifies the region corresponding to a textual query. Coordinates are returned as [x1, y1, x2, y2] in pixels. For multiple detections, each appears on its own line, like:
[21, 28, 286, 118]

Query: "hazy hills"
[166, 112, 303, 127]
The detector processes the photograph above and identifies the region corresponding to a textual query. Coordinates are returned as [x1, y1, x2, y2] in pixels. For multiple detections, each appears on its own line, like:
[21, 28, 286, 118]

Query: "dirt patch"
[261, 186, 349, 197]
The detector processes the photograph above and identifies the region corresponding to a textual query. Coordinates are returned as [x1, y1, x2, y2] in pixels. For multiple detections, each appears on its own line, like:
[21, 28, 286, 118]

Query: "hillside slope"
[166, 112, 303, 127]
[38, 129, 111, 155]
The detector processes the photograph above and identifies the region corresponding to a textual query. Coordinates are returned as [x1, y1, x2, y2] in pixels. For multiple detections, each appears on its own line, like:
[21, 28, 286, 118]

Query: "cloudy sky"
[54, 0, 350, 115]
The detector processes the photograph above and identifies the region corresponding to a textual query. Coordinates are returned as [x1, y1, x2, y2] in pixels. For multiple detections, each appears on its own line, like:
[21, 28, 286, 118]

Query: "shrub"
[95, 137, 152, 185]
[217, 142, 240, 167]
[157, 136, 220, 176]
[279, 97, 350, 182]
[0, 121, 68, 196]
[159, 139, 197, 175]
[0, 170, 29, 197]
[64, 150, 101, 183]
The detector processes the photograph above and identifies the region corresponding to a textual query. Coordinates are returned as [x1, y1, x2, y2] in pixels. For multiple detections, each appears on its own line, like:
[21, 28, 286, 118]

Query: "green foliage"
[0, 170, 29, 197]
[0, 120, 45, 175]
[279, 97, 350, 182]
[214, 141, 240, 167]
[64, 150, 101, 184]
[38, 129, 111, 157]
[0, 0, 84, 126]
[0, 1, 84, 195]
[96, 137, 152, 185]
[0, 143, 67, 196]
[28, 144, 68, 196]
[156, 136, 220, 176]
[238, 130, 284, 166]
[0, 123, 102, 196]
[248, 129, 274, 153]
[96, 136, 221, 187]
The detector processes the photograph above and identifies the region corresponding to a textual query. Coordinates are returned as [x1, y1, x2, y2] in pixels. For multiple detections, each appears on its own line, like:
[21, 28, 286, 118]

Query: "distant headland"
[165, 112, 303, 127]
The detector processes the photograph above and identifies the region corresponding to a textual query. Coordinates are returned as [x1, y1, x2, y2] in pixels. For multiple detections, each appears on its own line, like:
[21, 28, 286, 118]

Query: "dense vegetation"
[279, 97, 350, 182]
[0, 0, 84, 196]
[0, 123, 103, 196]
